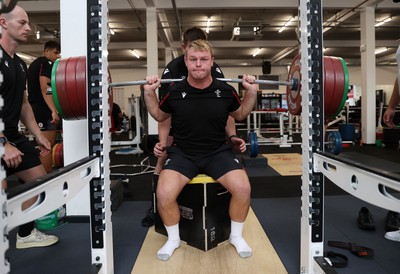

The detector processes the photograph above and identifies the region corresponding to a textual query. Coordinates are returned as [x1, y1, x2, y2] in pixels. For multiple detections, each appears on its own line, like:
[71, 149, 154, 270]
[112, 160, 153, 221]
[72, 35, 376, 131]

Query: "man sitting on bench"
[143, 39, 258, 260]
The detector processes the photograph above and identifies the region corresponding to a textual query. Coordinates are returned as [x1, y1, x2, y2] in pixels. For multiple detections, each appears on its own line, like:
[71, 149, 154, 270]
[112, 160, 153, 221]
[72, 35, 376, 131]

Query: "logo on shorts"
[164, 158, 171, 166]
[181, 92, 187, 98]
[234, 158, 239, 164]
[38, 122, 44, 129]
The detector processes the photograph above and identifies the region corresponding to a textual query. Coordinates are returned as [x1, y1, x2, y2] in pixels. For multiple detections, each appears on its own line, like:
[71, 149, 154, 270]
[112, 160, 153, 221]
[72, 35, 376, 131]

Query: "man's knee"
[235, 180, 251, 198]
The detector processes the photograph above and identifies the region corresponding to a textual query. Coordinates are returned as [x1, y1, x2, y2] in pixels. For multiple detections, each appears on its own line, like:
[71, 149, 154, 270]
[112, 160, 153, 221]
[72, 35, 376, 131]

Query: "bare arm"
[142, 75, 171, 122]
[383, 78, 400, 128]
[158, 118, 171, 145]
[20, 92, 51, 152]
[229, 74, 258, 121]
[225, 116, 236, 137]
[225, 116, 246, 152]
[153, 118, 172, 157]
[40, 75, 59, 125]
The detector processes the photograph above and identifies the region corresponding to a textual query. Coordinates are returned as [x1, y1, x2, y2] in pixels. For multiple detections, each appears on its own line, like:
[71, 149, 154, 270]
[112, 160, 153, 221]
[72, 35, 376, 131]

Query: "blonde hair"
[186, 39, 213, 57]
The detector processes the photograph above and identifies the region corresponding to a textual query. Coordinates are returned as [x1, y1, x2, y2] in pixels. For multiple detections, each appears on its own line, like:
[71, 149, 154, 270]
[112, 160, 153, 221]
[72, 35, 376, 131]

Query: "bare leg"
[14, 165, 46, 210]
[156, 169, 189, 260]
[217, 169, 252, 258]
[39, 130, 57, 172]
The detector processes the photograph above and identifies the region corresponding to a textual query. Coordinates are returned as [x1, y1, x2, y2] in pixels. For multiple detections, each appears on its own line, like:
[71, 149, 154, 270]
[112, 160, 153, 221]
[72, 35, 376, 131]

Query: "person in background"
[382, 77, 400, 242]
[0, 5, 59, 249]
[110, 102, 123, 131]
[141, 27, 246, 227]
[357, 78, 400, 240]
[143, 39, 258, 260]
[27, 40, 61, 172]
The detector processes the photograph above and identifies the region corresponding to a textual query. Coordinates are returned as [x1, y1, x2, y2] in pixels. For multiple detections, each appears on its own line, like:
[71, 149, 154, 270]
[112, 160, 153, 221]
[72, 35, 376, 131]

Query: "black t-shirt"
[159, 55, 225, 100]
[27, 56, 53, 108]
[0, 48, 28, 139]
[159, 78, 241, 156]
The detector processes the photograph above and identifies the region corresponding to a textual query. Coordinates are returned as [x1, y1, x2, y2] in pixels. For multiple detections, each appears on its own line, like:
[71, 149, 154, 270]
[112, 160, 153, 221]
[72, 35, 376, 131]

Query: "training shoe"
[141, 207, 155, 227]
[385, 211, 400, 232]
[16, 228, 59, 249]
[357, 207, 376, 231]
[385, 229, 400, 242]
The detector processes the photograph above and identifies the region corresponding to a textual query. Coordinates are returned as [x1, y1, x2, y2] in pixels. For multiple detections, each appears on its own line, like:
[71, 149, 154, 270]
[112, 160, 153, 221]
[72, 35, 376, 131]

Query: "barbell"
[51, 54, 348, 120]
[108, 77, 298, 89]
[247, 130, 344, 158]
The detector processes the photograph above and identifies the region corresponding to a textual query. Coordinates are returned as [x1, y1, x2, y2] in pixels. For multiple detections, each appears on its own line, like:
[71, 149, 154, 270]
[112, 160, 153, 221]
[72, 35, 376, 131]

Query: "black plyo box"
[155, 175, 231, 251]
[241, 155, 268, 168]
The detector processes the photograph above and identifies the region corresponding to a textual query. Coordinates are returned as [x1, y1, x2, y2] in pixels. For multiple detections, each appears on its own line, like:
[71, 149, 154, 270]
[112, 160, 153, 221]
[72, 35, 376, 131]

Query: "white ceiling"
[16, 0, 400, 69]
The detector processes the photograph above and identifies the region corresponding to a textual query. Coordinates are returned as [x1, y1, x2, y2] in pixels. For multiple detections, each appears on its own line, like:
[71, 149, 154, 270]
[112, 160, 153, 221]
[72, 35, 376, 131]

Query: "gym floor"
[6, 136, 400, 274]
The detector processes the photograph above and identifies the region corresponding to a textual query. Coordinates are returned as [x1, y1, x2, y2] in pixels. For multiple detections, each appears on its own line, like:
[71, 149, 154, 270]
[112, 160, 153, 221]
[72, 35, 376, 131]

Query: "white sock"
[229, 220, 252, 258]
[157, 224, 181, 261]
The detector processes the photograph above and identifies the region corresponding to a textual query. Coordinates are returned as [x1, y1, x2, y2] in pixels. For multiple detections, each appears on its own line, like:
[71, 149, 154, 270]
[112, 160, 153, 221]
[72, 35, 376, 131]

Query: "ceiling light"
[206, 18, 211, 34]
[17, 52, 36, 62]
[375, 17, 391, 27]
[252, 48, 262, 57]
[110, 28, 115, 35]
[131, 49, 140, 59]
[172, 49, 179, 59]
[36, 30, 40, 40]
[375, 47, 388, 55]
[278, 17, 294, 33]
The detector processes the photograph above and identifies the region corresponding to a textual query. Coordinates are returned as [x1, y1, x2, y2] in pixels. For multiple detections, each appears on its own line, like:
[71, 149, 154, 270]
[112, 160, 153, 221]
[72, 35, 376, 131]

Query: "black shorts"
[2, 134, 42, 176]
[31, 103, 58, 131]
[163, 143, 243, 180]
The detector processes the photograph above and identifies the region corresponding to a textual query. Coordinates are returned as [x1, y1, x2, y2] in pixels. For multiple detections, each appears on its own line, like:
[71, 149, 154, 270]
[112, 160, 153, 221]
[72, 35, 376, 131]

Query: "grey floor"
[6, 143, 400, 274]
[7, 201, 150, 274]
[7, 195, 400, 274]
[252, 195, 400, 274]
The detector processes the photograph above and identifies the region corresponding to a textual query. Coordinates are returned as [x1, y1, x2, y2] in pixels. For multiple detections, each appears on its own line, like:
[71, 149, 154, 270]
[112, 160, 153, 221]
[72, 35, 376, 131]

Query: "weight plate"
[65, 57, 81, 120]
[326, 131, 342, 155]
[323, 56, 337, 118]
[108, 69, 113, 116]
[329, 56, 345, 118]
[286, 53, 302, 115]
[56, 58, 75, 119]
[56, 142, 63, 167]
[335, 57, 349, 117]
[52, 143, 59, 167]
[51, 59, 65, 118]
[248, 130, 259, 157]
[57, 143, 64, 167]
[75, 56, 87, 118]
[55, 142, 61, 167]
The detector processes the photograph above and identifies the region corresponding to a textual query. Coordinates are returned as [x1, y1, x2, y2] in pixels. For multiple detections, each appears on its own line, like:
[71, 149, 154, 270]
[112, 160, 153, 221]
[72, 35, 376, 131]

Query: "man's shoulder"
[212, 78, 234, 90]
[211, 62, 224, 78]
[28, 56, 47, 69]
[163, 55, 186, 78]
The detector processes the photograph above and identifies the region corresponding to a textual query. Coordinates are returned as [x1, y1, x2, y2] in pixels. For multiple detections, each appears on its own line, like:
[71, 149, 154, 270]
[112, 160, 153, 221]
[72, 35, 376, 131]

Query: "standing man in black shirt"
[28, 40, 61, 172]
[143, 39, 257, 260]
[0, 5, 59, 249]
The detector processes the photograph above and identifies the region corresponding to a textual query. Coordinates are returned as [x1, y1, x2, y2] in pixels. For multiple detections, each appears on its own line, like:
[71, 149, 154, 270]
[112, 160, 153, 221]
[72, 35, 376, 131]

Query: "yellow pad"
[263, 153, 302, 176]
[131, 208, 287, 274]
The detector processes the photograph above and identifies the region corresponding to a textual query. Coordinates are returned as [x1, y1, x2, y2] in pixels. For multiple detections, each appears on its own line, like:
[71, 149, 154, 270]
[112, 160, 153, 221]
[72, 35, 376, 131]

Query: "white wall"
[109, 65, 398, 114]
[348, 66, 398, 104]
